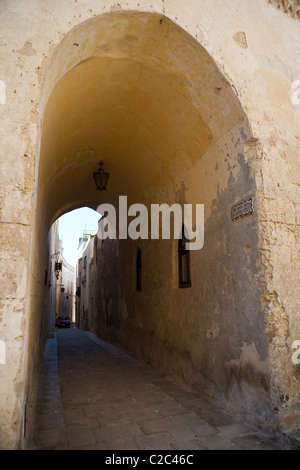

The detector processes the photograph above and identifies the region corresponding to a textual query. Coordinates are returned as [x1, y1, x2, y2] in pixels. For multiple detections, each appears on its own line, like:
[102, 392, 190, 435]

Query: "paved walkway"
[25, 325, 290, 450]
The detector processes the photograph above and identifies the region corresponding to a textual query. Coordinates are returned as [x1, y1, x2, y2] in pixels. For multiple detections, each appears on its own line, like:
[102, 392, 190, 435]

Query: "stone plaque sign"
[231, 196, 254, 221]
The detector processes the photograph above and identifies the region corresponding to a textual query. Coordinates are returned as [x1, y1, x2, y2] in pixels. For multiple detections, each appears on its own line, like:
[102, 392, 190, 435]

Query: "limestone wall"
[76, 235, 96, 330]
[0, 0, 299, 448]
[90, 117, 265, 413]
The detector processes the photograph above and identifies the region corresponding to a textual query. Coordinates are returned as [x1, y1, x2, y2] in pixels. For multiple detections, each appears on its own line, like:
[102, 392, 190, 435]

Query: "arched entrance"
[29, 10, 267, 430]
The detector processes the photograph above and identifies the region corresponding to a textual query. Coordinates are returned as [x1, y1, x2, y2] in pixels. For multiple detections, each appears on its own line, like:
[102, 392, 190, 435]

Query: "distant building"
[76, 230, 97, 330]
[58, 255, 75, 321]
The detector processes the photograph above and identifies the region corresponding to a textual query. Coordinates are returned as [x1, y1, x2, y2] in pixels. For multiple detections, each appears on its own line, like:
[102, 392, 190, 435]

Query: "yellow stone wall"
[0, 0, 299, 448]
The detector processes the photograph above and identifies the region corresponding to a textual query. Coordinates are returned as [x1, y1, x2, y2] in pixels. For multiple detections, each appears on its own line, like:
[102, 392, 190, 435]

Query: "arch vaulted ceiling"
[37, 11, 245, 228]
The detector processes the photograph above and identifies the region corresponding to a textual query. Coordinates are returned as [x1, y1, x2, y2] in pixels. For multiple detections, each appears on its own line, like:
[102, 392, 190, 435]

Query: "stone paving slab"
[25, 326, 292, 450]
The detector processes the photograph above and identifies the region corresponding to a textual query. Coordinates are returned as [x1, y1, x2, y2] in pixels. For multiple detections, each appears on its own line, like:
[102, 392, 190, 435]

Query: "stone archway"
[4, 3, 300, 449]
[29, 10, 268, 426]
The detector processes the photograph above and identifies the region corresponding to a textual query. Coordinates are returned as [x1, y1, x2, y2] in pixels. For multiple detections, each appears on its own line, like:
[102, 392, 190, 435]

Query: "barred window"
[178, 225, 191, 288]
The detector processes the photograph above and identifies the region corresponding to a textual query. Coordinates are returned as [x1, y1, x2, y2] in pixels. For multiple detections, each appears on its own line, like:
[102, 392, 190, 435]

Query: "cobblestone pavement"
[25, 325, 290, 451]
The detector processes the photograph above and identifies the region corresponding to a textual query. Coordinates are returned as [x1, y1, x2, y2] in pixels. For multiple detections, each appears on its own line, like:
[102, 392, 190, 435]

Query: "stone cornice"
[267, 0, 300, 22]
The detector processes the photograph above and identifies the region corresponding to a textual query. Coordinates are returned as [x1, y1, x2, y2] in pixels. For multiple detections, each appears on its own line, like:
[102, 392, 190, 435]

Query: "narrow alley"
[25, 325, 290, 451]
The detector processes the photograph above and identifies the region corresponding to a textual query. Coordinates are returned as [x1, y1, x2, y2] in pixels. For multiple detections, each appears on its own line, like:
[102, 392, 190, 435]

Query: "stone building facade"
[75, 232, 97, 330]
[0, 0, 299, 449]
[57, 256, 75, 322]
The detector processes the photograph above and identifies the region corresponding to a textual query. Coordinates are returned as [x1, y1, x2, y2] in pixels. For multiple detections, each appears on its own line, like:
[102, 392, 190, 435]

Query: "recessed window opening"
[178, 225, 191, 288]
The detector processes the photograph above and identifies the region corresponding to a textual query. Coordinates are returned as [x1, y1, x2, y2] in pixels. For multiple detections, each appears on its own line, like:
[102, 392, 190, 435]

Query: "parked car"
[55, 315, 71, 328]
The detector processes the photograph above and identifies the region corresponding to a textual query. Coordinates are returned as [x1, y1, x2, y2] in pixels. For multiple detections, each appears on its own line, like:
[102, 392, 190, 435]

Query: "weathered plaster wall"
[0, 0, 299, 448]
[77, 235, 96, 331]
[57, 256, 75, 321]
[90, 117, 271, 420]
[45, 221, 60, 335]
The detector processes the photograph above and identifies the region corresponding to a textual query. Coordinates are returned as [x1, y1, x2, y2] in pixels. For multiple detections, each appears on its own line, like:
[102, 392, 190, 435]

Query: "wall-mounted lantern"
[93, 161, 109, 191]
